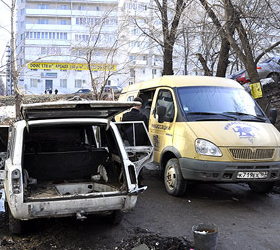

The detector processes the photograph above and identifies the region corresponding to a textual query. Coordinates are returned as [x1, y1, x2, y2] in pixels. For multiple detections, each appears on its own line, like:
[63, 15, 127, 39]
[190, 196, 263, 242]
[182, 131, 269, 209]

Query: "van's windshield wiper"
[222, 112, 266, 121]
[186, 112, 237, 120]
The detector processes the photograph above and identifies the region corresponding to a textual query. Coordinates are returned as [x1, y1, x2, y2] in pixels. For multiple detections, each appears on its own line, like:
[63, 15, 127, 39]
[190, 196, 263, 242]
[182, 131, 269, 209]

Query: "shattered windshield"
[177, 86, 266, 122]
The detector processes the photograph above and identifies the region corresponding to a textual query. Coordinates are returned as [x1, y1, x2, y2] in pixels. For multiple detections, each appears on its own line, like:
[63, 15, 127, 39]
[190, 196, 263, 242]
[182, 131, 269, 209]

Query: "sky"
[0, 1, 11, 66]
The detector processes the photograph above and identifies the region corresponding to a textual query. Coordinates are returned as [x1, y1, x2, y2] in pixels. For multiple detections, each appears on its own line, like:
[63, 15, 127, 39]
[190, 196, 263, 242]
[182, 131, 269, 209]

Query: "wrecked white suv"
[0, 101, 153, 234]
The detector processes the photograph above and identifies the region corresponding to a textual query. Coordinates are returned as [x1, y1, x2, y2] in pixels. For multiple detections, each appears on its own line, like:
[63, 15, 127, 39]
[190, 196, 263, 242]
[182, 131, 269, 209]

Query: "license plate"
[237, 171, 268, 179]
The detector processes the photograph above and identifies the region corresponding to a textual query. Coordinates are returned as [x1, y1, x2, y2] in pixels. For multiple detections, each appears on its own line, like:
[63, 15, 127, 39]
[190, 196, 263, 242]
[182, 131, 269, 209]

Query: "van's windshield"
[177, 86, 266, 122]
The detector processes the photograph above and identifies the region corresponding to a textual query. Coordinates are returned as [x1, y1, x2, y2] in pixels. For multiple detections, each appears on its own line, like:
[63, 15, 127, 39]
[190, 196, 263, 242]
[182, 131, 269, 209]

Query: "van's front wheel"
[164, 158, 186, 196]
[248, 182, 274, 194]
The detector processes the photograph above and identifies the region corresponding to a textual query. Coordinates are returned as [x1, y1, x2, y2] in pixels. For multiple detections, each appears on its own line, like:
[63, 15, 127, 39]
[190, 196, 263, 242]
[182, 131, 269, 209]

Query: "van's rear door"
[21, 101, 140, 121]
[115, 121, 153, 176]
[0, 125, 9, 188]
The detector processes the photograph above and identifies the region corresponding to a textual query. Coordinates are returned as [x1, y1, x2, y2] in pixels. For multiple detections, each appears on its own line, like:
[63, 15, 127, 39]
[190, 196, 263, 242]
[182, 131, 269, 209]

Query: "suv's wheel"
[8, 206, 23, 234]
[164, 158, 186, 196]
[268, 73, 279, 84]
[108, 210, 124, 225]
[248, 182, 274, 194]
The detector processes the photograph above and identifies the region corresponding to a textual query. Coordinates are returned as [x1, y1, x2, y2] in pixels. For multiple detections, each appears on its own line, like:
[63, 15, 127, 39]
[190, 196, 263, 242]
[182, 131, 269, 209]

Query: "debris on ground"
[116, 234, 194, 250]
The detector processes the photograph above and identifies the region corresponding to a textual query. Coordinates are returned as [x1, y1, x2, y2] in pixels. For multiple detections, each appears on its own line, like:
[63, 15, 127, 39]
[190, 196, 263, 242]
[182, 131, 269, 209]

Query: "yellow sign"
[250, 82, 263, 99]
[27, 62, 116, 71]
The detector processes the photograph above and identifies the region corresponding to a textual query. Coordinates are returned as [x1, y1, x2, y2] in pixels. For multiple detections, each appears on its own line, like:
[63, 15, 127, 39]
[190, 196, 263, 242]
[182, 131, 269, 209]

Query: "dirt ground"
[1, 170, 280, 250]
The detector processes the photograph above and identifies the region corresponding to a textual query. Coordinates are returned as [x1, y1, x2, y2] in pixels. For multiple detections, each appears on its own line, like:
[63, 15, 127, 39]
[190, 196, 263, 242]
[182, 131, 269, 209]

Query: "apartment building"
[15, 0, 164, 95]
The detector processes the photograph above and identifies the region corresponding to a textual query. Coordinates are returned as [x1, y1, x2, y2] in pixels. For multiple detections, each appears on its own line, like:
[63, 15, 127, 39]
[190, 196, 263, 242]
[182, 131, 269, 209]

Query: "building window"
[38, 19, 49, 24]
[96, 6, 100, 11]
[130, 69, 135, 77]
[75, 79, 82, 88]
[38, 4, 49, 9]
[78, 5, 85, 10]
[41, 47, 46, 54]
[30, 79, 38, 88]
[21, 21, 25, 28]
[61, 20, 67, 25]
[60, 79, 67, 88]
[21, 9, 25, 15]
[152, 69, 157, 75]
[129, 55, 136, 61]
[61, 5, 67, 10]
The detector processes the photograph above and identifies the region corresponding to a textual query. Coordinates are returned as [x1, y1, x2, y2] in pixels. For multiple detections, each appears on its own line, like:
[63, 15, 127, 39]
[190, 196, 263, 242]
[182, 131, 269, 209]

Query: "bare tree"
[134, 0, 188, 75]
[198, 0, 280, 82]
[70, 8, 130, 100]
[1, 0, 22, 118]
[0, 76, 5, 95]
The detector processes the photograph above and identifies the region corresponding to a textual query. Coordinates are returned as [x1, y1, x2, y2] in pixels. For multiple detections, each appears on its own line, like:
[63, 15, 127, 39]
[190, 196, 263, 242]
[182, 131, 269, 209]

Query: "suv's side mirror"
[269, 108, 278, 124]
[157, 106, 166, 123]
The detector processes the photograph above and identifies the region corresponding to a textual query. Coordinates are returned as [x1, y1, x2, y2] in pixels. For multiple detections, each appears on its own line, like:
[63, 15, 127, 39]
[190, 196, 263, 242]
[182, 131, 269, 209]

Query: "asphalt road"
[1, 169, 280, 250]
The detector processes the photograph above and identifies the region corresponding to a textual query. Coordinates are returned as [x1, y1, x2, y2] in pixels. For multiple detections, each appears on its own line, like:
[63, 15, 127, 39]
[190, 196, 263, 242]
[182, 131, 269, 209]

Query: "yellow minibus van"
[117, 76, 280, 196]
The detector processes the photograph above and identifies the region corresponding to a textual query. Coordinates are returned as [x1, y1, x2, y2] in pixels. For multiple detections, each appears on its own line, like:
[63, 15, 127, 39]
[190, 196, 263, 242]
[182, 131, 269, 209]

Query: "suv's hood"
[187, 121, 280, 147]
[21, 101, 140, 121]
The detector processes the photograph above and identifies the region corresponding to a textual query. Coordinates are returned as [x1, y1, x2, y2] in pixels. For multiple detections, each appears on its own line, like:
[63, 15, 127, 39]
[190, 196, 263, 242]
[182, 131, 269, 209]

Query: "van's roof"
[122, 75, 243, 93]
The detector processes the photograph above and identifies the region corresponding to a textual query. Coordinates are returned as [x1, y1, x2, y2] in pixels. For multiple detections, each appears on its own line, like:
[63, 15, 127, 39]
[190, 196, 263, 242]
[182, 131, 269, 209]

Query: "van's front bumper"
[179, 158, 280, 182]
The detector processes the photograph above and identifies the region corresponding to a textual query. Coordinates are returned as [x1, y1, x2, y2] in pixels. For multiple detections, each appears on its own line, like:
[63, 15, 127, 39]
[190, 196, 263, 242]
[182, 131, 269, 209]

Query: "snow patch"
[0, 105, 15, 122]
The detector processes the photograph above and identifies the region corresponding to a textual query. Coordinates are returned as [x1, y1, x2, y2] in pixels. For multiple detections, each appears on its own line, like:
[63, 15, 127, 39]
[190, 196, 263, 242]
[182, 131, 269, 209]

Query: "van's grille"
[229, 148, 275, 160]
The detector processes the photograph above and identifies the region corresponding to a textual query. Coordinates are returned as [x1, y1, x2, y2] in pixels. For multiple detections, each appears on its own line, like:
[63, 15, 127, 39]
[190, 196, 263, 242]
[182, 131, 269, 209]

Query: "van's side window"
[127, 96, 134, 101]
[155, 89, 175, 121]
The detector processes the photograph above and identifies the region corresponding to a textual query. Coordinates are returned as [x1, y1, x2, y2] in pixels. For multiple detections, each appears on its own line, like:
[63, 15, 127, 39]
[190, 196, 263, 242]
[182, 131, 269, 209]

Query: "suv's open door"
[115, 121, 153, 176]
[0, 125, 9, 189]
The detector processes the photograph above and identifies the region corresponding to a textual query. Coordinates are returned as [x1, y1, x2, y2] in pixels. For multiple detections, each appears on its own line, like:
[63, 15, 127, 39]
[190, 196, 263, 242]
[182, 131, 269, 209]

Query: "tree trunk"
[10, 0, 22, 119]
[182, 28, 189, 75]
[196, 53, 212, 76]
[216, 38, 230, 77]
[162, 46, 174, 75]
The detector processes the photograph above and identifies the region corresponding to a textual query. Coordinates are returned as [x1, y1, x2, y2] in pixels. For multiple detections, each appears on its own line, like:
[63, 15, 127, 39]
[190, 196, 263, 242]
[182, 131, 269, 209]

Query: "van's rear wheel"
[248, 182, 274, 194]
[8, 206, 23, 234]
[108, 210, 124, 225]
[164, 158, 186, 196]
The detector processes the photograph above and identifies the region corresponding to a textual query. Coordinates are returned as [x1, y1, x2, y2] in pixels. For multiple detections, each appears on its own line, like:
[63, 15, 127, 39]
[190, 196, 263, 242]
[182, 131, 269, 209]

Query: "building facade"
[15, 0, 164, 95]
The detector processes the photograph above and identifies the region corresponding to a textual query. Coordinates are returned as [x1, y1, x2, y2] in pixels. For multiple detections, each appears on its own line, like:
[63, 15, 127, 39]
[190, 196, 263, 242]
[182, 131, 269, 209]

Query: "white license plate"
[237, 171, 268, 179]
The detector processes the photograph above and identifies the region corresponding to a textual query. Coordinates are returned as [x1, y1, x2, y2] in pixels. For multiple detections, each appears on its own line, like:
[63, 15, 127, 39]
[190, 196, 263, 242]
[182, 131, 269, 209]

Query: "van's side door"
[149, 88, 177, 163]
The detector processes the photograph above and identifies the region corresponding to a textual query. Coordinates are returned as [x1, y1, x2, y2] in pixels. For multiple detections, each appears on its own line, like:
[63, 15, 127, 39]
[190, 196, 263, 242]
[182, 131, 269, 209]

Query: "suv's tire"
[8, 206, 22, 234]
[248, 182, 274, 194]
[164, 158, 186, 196]
[108, 210, 124, 225]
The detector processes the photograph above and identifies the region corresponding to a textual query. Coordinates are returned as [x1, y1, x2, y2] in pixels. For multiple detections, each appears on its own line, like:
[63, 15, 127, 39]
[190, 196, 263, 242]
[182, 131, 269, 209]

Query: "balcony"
[129, 60, 148, 67]
[26, 9, 72, 17]
[25, 9, 117, 18]
[26, 24, 72, 31]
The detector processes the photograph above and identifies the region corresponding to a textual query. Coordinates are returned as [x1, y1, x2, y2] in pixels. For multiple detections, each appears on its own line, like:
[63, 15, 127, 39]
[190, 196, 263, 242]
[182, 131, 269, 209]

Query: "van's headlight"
[195, 139, 222, 157]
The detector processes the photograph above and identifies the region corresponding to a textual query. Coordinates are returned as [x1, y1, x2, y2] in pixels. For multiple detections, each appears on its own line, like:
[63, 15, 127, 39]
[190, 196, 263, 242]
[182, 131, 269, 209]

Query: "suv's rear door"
[115, 121, 153, 176]
[21, 101, 141, 121]
[0, 125, 9, 189]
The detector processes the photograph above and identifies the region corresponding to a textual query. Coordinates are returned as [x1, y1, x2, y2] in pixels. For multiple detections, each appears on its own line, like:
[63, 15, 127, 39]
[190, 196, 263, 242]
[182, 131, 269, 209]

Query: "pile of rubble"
[116, 234, 193, 250]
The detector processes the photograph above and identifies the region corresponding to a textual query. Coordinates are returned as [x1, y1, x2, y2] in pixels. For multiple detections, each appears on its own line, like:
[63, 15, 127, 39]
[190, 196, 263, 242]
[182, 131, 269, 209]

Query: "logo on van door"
[224, 122, 259, 143]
